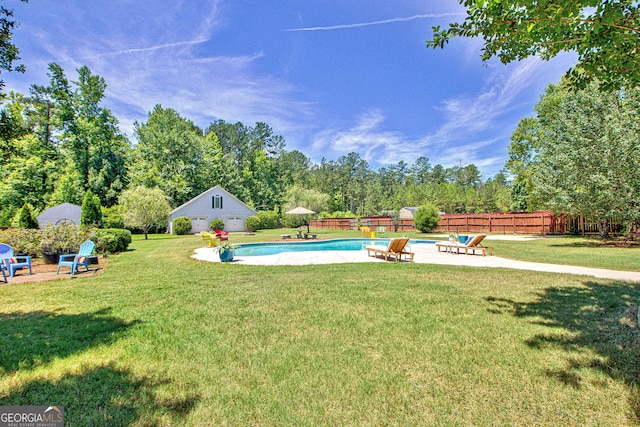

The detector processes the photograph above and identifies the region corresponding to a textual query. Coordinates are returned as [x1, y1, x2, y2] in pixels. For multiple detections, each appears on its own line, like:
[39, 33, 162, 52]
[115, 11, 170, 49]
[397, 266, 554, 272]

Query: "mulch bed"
[2, 257, 106, 285]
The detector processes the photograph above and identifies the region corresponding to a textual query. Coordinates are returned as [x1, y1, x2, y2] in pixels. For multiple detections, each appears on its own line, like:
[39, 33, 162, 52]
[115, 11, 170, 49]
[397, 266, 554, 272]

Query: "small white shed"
[168, 186, 257, 233]
[37, 203, 82, 229]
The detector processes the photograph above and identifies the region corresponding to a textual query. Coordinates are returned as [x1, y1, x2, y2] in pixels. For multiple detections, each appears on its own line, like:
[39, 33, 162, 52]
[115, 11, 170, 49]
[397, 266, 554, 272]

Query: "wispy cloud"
[309, 58, 552, 175]
[85, 38, 210, 59]
[14, 1, 316, 138]
[312, 109, 405, 160]
[286, 13, 463, 32]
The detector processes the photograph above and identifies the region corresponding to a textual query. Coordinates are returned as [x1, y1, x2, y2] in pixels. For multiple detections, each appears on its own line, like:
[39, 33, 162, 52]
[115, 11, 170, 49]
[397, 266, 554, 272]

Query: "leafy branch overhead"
[0, 0, 29, 94]
[427, 1, 640, 90]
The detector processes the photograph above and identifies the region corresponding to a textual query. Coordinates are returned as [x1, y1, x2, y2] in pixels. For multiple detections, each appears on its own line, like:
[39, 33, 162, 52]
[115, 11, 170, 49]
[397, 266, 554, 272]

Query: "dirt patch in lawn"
[2, 257, 106, 285]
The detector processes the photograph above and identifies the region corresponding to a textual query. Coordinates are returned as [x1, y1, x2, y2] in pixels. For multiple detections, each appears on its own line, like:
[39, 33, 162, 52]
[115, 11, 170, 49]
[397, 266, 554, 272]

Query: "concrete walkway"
[192, 240, 640, 283]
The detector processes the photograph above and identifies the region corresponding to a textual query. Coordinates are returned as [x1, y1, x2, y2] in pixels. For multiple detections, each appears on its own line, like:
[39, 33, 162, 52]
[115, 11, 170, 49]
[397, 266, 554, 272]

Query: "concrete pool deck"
[192, 235, 640, 283]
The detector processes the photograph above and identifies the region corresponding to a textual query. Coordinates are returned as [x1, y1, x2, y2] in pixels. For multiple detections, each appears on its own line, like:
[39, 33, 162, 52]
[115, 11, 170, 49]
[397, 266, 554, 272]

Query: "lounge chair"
[0, 243, 32, 277]
[435, 234, 492, 256]
[57, 240, 95, 275]
[366, 238, 414, 262]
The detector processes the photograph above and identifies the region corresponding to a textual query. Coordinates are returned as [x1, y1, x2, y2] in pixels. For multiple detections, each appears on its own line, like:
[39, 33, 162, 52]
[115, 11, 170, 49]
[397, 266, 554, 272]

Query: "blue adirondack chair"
[57, 240, 95, 276]
[0, 253, 6, 283]
[0, 243, 33, 277]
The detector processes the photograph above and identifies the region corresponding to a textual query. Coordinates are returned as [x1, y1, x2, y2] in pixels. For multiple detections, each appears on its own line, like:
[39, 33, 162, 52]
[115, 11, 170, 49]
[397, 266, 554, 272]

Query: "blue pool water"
[235, 238, 435, 256]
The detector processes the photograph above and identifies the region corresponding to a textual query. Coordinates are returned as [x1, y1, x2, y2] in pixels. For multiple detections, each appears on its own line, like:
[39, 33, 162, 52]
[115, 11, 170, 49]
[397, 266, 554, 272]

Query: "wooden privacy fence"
[310, 217, 416, 232]
[435, 211, 563, 234]
[310, 211, 614, 235]
[436, 211, 625, 235]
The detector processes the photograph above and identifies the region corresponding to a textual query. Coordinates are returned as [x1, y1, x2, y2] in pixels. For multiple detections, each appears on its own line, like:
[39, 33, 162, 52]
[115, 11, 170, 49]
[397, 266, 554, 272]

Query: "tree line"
[0, 63, 514, 228]
[3, 2, 639, 237]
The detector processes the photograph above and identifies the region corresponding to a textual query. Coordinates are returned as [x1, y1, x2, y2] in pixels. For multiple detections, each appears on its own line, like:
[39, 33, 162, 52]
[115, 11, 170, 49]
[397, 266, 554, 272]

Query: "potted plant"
[448, 233, 457, 243]
[218, 241, 236, 262]
[41, 223, 92, 264]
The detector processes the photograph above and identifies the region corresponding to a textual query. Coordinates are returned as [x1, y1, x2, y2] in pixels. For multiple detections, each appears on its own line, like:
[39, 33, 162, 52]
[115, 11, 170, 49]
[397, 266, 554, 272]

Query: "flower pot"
[219, 250, 234, 263]
[43, 252, 61, 264]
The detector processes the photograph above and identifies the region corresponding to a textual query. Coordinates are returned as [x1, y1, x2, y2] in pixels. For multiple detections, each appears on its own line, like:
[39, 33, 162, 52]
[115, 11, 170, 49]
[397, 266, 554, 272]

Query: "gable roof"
[37, 203, 82, 220]
[169, 185, 257, 215]
[400, 207, 418, 214]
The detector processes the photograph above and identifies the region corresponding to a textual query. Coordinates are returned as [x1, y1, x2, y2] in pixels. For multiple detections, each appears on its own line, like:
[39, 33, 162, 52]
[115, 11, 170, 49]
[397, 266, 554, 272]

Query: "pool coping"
[192, 242, 640, 283]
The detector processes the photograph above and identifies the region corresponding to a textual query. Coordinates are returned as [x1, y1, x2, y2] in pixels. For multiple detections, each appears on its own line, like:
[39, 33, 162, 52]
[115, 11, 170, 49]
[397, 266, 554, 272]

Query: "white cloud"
[307, 58, 558, 175]
[286, 13, 464, 32]
[20, 3, 317, 139]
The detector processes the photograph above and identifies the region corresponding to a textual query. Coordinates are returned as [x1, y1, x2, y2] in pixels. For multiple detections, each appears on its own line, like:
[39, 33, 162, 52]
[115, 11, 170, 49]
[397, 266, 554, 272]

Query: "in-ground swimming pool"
[234, 238, 435, 256]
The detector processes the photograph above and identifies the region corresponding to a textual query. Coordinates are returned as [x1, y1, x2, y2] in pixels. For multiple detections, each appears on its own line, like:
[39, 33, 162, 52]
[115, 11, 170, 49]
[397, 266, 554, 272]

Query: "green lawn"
[1, 232, 639, 426]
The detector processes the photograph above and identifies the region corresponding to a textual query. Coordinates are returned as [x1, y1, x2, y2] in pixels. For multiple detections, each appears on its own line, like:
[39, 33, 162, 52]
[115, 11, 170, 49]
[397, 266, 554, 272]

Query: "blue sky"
[6, 0, 575, 178]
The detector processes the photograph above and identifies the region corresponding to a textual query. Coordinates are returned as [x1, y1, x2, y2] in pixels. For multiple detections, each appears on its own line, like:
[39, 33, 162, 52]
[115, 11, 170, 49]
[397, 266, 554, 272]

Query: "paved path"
[193, 242, 640, 283]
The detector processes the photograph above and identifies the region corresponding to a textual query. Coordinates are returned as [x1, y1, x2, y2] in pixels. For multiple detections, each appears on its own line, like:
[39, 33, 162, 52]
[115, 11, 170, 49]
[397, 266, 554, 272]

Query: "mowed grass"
[1, 232, 639, 425]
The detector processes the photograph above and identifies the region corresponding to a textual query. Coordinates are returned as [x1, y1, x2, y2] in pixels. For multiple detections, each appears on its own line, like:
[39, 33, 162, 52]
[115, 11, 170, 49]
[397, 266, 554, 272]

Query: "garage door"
[190, 217, 209, 233]
[225, 217, 245, 232]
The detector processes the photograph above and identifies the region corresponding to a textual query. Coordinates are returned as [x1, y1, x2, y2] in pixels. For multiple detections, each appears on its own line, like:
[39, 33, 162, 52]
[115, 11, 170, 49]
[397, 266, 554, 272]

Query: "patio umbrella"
[285, 206, 315, 233]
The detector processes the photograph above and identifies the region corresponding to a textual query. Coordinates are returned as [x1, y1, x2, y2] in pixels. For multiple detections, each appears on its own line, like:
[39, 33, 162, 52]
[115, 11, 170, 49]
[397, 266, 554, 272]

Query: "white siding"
[168, 186, 257, 233]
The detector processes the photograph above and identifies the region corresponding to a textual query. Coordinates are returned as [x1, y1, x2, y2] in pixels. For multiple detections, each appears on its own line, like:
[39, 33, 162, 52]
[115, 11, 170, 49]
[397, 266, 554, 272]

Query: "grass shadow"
[0, 363, 199, 426]
[547, 241, 606, 248]
[485, 280, 640, 421]
[0, 308, 140, 374]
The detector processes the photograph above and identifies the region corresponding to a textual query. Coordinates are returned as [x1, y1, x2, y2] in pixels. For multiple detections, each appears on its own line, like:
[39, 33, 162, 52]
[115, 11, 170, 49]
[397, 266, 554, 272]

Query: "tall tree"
[506, 116, 545, 211]
[408, 156, 432, 185]
[47, 64, 129, 206]
[0, 0, 28, 95]
[119, 186, 170, 239]
[80, 189, 102, 227]
[206, 120, 287, 209]
[509, 81, 640, 237]
[427, 1, 640, 90]
[132, 105, 206, 207]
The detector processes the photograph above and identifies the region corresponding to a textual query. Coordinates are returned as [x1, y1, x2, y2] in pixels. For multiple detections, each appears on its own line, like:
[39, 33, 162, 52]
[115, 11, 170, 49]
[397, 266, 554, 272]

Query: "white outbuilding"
[168, 186, 257, 234]
[37, 203, 82, 228]
[399, 207, 418, 220]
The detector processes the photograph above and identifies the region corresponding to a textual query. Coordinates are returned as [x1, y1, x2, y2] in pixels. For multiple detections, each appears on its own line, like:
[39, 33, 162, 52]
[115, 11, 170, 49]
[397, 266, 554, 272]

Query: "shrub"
[41, 223, 93, 254]
[256, 211, 281, 229]
[414, 204, 442, 233]
[0, 227, 42, 256]
[245, 216, 260, 232]
[0, 207, 17, 228]
[101, 205, 124, 228]
[92, 228, 132, 254]
[81, 189, 102, 227]
[16, 203, 39, 229]
[210, 218, 224, 231]
[172, 216, 192, 235]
